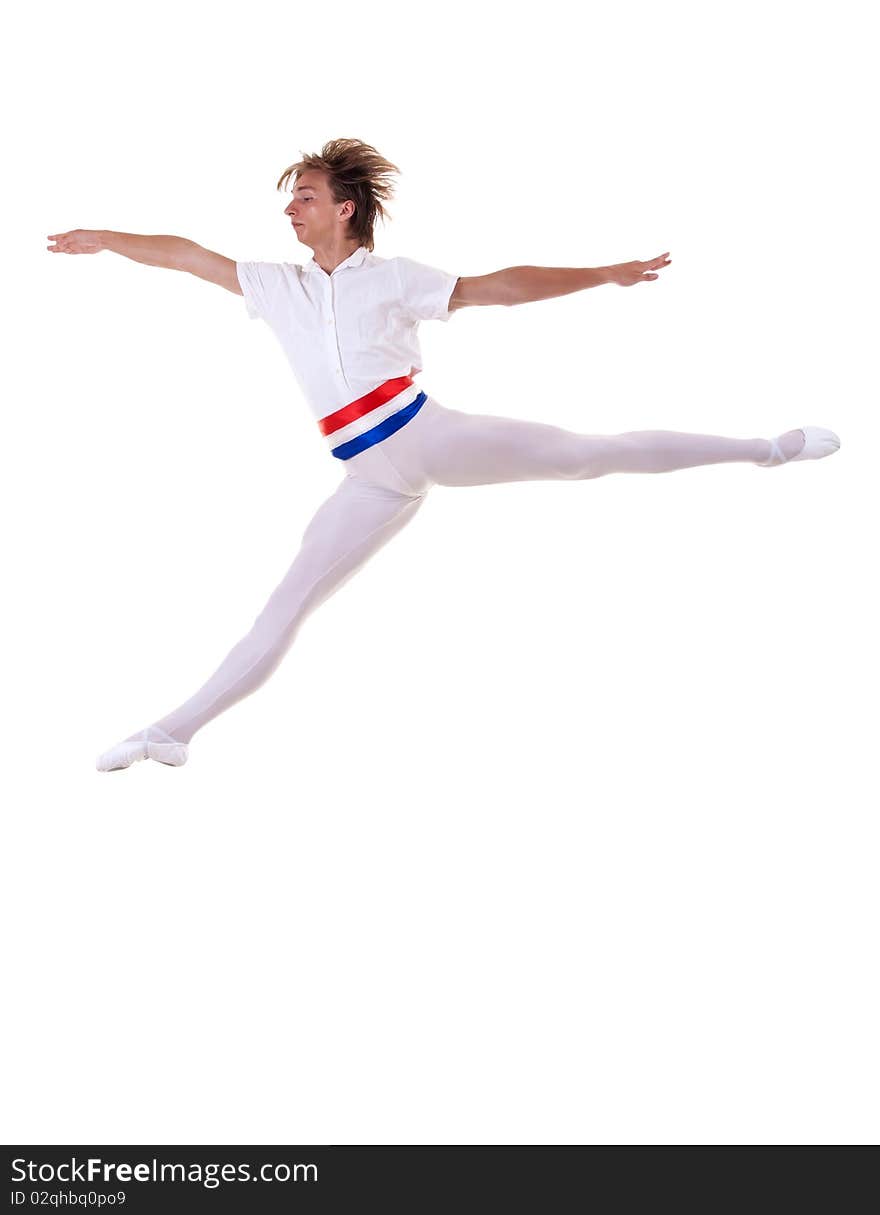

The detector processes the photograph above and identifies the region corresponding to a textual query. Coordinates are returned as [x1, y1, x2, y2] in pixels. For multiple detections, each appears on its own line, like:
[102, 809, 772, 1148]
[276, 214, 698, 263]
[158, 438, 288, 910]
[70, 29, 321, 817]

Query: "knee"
[553, 435, 614, 480]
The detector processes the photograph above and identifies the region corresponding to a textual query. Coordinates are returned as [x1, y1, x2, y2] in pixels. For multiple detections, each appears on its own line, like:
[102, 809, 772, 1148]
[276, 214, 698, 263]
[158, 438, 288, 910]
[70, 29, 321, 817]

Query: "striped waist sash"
[318, 375, 426, 460]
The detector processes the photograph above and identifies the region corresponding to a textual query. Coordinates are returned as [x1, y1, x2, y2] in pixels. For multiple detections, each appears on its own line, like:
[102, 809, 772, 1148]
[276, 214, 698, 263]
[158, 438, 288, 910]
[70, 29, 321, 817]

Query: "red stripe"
[318, 375, 415, 437]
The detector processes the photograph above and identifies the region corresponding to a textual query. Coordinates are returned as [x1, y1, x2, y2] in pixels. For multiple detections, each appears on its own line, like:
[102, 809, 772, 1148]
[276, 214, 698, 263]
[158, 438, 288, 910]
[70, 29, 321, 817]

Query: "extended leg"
[96, 476, 425, 768]
[413, 403, 802, 487]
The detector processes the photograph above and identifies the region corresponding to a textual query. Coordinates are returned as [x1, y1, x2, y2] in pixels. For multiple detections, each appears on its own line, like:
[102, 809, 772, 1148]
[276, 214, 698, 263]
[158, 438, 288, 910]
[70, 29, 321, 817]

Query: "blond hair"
[276, 138, 401, 252]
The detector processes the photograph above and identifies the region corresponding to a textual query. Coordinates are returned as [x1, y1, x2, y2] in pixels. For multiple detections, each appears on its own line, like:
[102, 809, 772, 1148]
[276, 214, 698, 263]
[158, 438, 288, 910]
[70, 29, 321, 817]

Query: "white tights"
[147, 396, 772, 745]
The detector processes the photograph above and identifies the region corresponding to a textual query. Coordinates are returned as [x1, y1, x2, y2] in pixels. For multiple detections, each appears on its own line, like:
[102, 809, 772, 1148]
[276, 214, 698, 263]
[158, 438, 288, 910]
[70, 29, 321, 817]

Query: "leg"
[97, 475, 425, 768]
[413, 402, 800, 487]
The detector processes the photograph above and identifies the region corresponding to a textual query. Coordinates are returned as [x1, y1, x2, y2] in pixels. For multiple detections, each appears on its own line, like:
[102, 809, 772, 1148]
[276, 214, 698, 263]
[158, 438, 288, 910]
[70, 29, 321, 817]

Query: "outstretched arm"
[46, 230, 243, 296]
[449, 252, 671, 309]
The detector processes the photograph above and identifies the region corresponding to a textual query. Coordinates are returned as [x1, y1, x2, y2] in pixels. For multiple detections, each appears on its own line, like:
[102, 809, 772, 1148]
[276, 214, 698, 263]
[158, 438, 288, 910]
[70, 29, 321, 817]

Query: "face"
[283, 171, 355, 246]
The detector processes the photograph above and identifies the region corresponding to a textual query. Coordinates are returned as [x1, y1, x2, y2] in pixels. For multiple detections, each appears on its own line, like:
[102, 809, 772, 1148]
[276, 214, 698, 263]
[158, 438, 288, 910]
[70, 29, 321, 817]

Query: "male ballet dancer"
[46, 138, 840, 771]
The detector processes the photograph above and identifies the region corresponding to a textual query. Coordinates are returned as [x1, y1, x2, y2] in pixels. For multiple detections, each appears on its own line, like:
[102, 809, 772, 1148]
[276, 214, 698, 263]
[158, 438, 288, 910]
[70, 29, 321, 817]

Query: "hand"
[46, 229, 104, 254]
[608, 252, 671, 286]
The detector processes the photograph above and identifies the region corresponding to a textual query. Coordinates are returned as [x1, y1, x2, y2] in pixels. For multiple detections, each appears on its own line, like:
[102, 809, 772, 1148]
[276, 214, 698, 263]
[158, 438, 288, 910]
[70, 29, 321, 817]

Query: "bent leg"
[417, 403, 771, 487]
[148, 477, 425, 744]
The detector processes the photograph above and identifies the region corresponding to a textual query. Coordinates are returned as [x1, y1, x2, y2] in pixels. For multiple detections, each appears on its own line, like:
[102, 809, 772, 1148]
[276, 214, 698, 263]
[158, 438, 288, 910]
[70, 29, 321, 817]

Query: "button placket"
[329, 276, 346, 382]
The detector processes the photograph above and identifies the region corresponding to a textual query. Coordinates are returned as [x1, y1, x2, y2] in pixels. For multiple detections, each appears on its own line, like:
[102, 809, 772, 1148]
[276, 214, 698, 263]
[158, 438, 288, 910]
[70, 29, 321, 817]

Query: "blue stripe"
[331, 392, 427, 460]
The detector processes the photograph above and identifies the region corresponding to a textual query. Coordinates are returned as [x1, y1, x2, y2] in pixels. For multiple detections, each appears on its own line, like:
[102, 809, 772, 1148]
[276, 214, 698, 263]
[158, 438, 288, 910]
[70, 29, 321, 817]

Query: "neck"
[310, 238, 362, 275]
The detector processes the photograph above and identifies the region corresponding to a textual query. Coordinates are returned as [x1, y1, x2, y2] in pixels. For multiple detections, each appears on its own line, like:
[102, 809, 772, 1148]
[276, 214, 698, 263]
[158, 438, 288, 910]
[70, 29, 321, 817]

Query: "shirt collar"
[302, 246, 369, 276]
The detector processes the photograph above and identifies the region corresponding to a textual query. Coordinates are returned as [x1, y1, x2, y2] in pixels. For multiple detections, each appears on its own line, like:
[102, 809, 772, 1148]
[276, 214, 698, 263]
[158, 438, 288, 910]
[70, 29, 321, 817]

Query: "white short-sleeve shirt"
[235, 246, 459, 423]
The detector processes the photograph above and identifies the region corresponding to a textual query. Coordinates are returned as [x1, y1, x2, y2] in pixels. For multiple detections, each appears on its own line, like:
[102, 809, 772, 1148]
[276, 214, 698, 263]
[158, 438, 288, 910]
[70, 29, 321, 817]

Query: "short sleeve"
[235, 261, 286, 321]
[395, 256, 460, 323]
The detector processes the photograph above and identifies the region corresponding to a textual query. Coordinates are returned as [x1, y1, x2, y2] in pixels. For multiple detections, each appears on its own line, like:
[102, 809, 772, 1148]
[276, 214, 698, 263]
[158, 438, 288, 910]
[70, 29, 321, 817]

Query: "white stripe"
[321, 383, 422, 449]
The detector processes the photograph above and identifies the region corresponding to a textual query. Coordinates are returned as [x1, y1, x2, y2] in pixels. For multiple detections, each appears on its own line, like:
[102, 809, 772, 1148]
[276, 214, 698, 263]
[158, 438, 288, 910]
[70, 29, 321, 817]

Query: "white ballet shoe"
[758, 426, 841, 467]
[96, 726, 188, 772]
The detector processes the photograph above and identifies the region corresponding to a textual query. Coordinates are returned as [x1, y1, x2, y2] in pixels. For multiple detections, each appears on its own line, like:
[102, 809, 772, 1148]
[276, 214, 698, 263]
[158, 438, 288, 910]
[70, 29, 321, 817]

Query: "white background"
[4, 0, 877, 1146]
